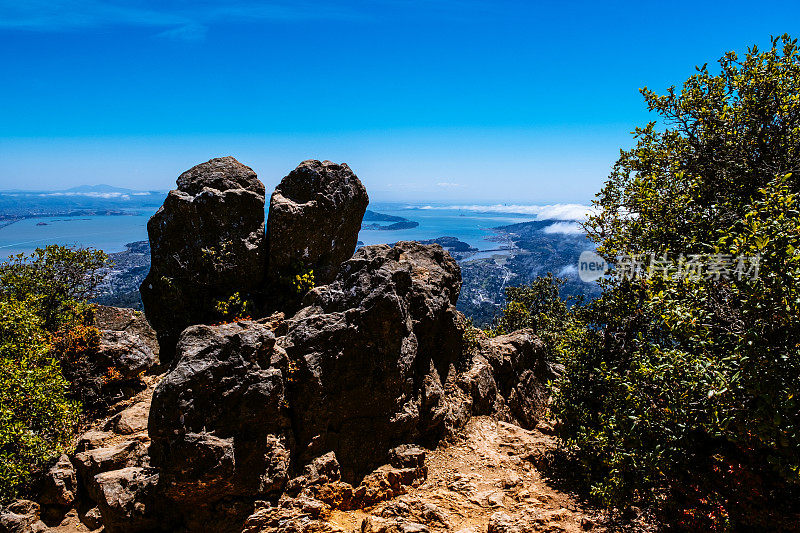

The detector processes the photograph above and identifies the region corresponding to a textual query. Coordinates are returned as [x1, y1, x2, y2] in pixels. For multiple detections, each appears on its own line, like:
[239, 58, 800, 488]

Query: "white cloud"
[436, 182, 464, 189]
[428, 203, 596, 221]
[37, 191, 132, 199]
[542, 221, 585, 234]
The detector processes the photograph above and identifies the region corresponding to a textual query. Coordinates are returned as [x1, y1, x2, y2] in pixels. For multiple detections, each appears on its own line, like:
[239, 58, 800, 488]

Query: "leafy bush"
[551, 35, 800, 529]
[489, 273, 586, 364]
[0, 245, 107, 501]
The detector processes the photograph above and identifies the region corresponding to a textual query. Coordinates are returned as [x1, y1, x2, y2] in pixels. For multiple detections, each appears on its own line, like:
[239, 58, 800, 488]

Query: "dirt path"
[329, 417, 604, 532]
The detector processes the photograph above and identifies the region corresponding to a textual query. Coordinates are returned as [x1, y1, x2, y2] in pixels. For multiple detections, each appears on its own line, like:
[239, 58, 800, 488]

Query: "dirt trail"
[329, 416, 604, 532]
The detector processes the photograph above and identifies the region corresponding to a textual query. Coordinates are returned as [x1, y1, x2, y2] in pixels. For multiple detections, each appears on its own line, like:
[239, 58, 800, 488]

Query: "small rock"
[304, 452, 341, 484]
[0, 500, 46, 533]
[82, 507, 103, 530]
[387, 445, 426, 469]
[39, 454, 78, 507]
[114, 401, 150, 434]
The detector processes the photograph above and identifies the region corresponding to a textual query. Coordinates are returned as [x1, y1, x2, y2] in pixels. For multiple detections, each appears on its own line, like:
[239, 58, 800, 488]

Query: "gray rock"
[91, 467, 161, 533]
[387, 445, 426, 469]
[73, 439, 149, 491]
[95, 305, 159, 373]
[477, 329, 555, 428]
[148, 320, 292, 530]
[39, 454, 77, 508]
[267, 160, 368, 287]
[0, 500, 46, 533]
[282, 241, 463, 481]
[81, 506, 103, 530]
[141, 157, 267, 363]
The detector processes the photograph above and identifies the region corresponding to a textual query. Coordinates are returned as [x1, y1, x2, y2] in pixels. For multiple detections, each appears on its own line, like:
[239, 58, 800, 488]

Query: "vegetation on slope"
[496, 35, 800, 530]
[0, 245, 107, 501]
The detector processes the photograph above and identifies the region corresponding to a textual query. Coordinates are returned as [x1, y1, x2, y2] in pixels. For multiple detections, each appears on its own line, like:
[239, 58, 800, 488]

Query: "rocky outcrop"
[267, 160, 368, 287]
[148, 318, 292, 531]
[27, 158, 571, 533]
[282, 241, 463, 480]
[95, 305, 159, 379]
[473, 330, 557, 428]
[0, 500, 46, 533]
[140, 157, 267, 363]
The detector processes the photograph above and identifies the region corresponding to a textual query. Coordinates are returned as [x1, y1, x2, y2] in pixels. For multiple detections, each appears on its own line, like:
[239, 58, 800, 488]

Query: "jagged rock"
[82, 506, 103, 530]
[110, 400, 150, 435]
[140, 157, 267, 363]
[95, 305, 159, 377]
[281, 241, 463, 481]
[303, 452, 341, 485]
[148, 319, 292, 530]
[76, 430, 115, 453]
[73, 439, 149, 491]
[476, 329, 556, 428]
[458, 357, 498, 415]
[387, 445, 426, 469]
[0, 500, 46, 533]
[267, 160, 368, 286]
[241, 498, 340, 533]
[39, 454, 77, 508]
[361, 516, 430, 533]
[90, 467, 160, 533]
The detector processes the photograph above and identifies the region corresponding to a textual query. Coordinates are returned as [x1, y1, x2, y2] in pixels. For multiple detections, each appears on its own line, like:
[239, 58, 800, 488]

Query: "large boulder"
[140, 157, 267, 363]
[281, 241, 463, 481]
[148, 318, 293, 531]
[267, 160, 368, 287]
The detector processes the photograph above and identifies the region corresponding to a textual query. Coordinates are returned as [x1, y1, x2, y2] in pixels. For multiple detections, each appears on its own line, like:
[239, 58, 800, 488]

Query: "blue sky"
[0, 1, 797, 202]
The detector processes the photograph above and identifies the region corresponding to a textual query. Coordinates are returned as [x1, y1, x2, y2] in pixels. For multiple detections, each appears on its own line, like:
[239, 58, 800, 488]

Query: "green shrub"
[0, 297, 79, 501]
[0, 245, 108, 501]
[551, 35, 800, 529]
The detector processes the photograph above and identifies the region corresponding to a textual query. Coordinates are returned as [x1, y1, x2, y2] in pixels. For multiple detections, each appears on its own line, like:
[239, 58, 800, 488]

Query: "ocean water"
[0, 203, 540, 259]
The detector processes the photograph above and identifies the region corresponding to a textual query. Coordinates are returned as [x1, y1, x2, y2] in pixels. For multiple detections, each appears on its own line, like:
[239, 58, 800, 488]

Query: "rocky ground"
[38, 384, 608, 533]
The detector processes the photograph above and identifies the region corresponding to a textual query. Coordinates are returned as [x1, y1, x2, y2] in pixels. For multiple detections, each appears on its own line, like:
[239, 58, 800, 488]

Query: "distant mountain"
[0, 186, 166, 219]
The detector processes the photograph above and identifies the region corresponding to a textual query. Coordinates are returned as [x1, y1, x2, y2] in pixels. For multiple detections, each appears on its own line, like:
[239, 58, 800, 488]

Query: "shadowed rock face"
[147, 318, 293, 531]
[267, 160, 369, 287]
[281, 241, 464, 481]
[140, 157, 267, 363]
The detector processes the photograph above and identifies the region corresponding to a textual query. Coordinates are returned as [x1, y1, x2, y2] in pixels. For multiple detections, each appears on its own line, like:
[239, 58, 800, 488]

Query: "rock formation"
[140, 156, 267, 363]
[267, 160, 368, 286]
[9, 158, 572, 533]
[282, 241, 464, 480]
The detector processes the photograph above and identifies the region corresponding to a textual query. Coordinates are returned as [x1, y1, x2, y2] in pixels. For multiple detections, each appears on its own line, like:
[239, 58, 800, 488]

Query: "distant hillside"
[0, 186, 165, 219]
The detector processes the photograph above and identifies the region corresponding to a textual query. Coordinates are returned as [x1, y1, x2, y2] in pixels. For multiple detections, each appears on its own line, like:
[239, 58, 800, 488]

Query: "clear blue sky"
[0, 1, 797, 202]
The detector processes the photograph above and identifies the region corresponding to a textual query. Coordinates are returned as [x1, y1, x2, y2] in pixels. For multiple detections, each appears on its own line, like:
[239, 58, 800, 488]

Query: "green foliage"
[490, 273, 586, 363]
[0, 245, 108, 332]
[552, 35, 800, 528]
[0, 245, 107, 501]
[292, 268, 315, 295]
[214, 291, 254, 321]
